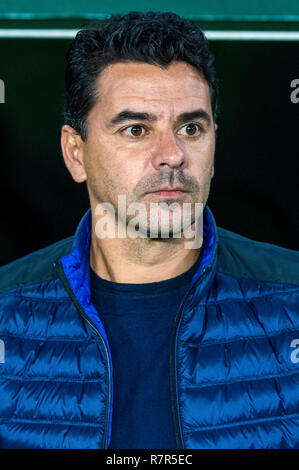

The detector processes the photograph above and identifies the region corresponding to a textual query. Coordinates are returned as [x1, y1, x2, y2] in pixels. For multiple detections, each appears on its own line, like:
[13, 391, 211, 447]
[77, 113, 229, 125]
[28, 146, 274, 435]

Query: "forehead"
[93, 61, 212, 116]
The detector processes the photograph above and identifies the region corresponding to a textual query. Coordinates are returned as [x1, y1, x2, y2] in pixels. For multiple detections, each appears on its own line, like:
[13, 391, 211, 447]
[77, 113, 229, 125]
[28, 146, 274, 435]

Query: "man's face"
[76, 61, 216, 236]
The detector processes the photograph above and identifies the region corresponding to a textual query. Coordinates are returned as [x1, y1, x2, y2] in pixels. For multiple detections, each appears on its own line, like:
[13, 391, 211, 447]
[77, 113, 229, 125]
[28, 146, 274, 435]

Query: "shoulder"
[0, 236, 74, 295]
[217, 227, 299, 286]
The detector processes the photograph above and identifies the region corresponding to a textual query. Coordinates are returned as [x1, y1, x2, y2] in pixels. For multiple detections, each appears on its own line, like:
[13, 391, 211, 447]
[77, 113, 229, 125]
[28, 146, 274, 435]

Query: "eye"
[123, 125, 145, 137]
[179, 123, 202, 136]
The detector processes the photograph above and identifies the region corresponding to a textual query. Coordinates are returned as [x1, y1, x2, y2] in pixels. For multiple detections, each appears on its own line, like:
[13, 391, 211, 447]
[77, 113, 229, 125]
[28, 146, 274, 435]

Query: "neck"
[89, 217, 201, 284]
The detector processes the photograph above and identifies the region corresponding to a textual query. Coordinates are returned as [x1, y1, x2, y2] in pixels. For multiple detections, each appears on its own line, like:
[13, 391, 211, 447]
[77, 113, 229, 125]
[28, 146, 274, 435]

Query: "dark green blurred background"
[0, 1, 299, 265]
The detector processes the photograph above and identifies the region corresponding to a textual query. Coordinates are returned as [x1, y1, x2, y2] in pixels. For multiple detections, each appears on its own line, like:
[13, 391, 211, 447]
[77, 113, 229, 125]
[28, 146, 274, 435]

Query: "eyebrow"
[107, 108, 211, 128]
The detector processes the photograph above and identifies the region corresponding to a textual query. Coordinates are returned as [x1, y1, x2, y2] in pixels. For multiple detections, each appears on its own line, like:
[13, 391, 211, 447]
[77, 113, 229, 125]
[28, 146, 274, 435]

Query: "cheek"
[191, 144, 214, 173]
[108, 149, 146, 192]
[201, 132, 216, 155]
[94, 160, 136, 200]
[84, 134, 143, 201]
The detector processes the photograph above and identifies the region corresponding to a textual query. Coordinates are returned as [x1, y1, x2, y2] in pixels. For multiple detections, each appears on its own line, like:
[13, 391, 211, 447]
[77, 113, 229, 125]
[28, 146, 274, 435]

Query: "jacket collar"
[60, 203, 218, 307]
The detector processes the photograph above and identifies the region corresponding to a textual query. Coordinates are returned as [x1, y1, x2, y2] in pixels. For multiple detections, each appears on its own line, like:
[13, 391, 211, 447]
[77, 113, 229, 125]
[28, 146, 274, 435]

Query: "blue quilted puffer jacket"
[0, 205, 298, 449]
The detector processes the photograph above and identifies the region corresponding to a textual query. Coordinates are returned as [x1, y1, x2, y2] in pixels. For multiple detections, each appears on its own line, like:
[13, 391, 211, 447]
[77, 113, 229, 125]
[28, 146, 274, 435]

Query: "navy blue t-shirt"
[90, 252, 203, 449]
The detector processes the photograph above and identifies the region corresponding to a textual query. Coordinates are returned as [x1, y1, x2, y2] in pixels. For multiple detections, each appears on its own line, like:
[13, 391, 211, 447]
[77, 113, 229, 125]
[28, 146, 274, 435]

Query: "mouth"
[145, 187, 190, 199]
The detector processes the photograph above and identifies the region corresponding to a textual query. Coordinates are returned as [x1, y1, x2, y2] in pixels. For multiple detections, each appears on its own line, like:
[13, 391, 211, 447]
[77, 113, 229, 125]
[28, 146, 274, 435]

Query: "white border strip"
[206, 30, 299, 40]
[0, 29, 77, 38]
[0, 29, 299, 41]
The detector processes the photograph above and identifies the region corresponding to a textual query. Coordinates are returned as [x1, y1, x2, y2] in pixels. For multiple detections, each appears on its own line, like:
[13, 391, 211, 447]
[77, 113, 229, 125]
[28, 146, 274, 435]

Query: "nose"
[151, 130, 186, 171]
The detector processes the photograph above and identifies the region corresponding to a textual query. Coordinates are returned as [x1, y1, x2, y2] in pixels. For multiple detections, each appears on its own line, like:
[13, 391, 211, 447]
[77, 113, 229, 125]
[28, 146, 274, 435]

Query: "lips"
[148, 187, 189, 194]
[146, 188, 189, 199]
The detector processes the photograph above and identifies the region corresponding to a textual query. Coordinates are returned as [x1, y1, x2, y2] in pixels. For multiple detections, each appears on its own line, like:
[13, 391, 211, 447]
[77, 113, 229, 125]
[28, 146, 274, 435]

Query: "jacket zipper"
[55, 258, 210, 449]
[169, 265, 210, 449]
[54, 260, 112, 449]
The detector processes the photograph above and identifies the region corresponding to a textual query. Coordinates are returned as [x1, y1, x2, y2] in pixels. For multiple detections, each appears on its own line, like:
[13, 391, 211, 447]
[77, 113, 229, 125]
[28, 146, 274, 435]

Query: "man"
[0, 11, 298, 449]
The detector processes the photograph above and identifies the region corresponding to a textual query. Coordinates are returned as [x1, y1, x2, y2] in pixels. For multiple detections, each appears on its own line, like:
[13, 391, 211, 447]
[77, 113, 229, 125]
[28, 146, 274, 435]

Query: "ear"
[61, 125, 87, 183]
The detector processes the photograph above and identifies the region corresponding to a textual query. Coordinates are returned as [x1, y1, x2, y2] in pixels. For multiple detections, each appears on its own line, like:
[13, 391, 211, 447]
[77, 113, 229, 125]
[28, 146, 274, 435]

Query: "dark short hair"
[63, 11, 218, 141]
